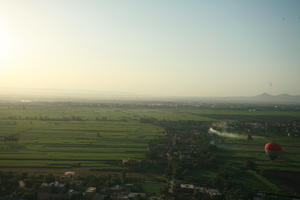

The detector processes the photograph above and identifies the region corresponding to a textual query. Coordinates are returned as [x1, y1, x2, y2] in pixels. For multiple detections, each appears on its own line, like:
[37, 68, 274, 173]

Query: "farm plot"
[0, 119, 163, 170]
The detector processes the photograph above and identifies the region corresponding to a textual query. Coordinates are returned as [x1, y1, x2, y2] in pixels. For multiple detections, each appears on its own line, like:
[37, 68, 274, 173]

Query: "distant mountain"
[255, 92, 272, 98]
[176, 93, 300, 104]
[249, 93, 300, 103]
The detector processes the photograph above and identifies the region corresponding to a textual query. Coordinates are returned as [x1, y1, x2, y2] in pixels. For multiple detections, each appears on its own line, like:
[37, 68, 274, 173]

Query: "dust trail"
[209, 128, 243, 139]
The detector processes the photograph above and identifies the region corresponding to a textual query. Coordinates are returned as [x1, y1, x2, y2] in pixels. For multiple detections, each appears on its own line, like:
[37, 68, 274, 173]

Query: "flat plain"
[0, 101, 300, 194]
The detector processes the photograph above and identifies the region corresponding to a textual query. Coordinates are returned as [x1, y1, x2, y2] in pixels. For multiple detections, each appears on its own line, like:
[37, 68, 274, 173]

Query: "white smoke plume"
[209, 128, 243, 139]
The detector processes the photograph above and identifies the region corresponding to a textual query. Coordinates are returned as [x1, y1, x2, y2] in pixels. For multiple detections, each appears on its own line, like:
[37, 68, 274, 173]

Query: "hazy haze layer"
[0, 0, 299, 96]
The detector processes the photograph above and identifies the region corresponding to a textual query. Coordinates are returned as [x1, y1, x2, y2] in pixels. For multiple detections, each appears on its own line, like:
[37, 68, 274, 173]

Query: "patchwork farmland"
[0, 101, 300, 195]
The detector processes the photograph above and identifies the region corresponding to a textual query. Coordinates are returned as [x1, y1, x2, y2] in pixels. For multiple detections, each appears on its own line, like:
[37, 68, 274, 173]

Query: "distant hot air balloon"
[265, 142, 282, 160]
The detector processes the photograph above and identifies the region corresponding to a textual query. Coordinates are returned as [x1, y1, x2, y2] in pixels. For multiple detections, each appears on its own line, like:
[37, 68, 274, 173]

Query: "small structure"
[64, 171, 75, 178]
[180, 184, 195, 190]
[122, 159, 141, 165]
[168, 180, 177, 194]
[50, 181, 65, 188]
[204, 188, 221, 197]
[19, 180, 26, 188]
[86, 187, 97, 193]
[122, 160, 129, 165]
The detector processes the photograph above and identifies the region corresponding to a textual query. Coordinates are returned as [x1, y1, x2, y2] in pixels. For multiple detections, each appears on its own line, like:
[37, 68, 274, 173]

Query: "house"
[64, 171, 75, 179]
[18, 180, 26, 188]
[86, 187, 97, 193]
[180, 184, 195, 190]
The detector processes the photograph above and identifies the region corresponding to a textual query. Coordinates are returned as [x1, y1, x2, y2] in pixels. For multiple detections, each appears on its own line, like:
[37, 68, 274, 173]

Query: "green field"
[0, 120, 161, 169]
[0, 103, 215, 170]
[0, 102, 300, 194]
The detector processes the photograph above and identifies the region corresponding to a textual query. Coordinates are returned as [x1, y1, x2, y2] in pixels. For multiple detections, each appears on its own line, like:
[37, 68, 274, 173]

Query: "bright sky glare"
[0, 0, 299, 96]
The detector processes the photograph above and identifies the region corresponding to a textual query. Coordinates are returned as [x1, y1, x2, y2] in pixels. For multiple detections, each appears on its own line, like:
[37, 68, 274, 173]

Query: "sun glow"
[0, 27, 16, 64]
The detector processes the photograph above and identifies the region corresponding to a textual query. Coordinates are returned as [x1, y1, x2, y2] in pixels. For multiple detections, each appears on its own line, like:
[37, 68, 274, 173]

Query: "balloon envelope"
[265, 142, 282, 160]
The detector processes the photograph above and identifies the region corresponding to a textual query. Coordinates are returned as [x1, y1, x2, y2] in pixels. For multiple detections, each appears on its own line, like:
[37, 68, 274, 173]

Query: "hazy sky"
[0, 0, 299, 97]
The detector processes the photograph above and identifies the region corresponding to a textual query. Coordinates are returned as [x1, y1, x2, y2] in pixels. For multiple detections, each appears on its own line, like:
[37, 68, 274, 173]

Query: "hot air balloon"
[264, 142, 282, 160]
